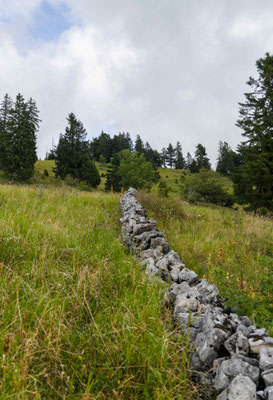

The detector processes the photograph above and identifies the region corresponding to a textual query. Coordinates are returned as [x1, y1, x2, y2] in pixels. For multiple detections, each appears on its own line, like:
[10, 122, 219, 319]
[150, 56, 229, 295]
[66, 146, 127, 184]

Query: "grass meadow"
[0, 185, 198, 400]
[139, 192, 273, 334]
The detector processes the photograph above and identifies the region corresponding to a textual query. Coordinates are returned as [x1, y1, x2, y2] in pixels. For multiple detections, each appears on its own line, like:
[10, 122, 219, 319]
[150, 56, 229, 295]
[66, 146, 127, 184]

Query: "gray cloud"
[1, 0, 273, 166]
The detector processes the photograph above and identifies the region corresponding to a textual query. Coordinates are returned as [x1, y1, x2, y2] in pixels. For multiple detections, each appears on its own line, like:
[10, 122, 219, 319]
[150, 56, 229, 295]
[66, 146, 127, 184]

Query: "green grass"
[0, 185, 198, 400]
[138, 192, 273, 334]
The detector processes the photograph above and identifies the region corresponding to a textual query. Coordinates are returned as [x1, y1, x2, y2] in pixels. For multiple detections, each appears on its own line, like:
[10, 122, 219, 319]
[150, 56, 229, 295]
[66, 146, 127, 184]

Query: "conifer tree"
[233, 52, 273, 211]
[55, 113, 100, 187]
[0, 94, 13, 169]
[166, 143, 175, 168]
[0, 93, 39, 180]
[105, 153, 122, 192]
[174, 141, 185, 169]
[135, 134, 145, 154]
[194, 143, 211, 171]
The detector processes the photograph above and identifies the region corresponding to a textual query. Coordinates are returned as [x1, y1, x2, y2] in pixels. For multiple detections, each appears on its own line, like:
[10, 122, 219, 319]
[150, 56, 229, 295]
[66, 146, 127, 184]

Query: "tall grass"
[139, 192, 273, 334]
[0, 185, 197, 399]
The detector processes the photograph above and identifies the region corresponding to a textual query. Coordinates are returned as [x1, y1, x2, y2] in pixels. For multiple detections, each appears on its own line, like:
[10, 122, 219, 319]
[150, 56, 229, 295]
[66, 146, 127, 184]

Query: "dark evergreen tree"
[194, 143, 211, 171]
[189, 159, 199, 173]
[216, 141, 239, 176]
[161, 148, 167, 167]
[112, 132, 133, 155]
[55, 113, 100, 187]
[0, 93, 39, 180]
[174, 141, 185, 169]
[185, 152, 193, 170]
[90, 131, 112, 162]
[166, 143, 175, 168]
[135, 134, 145, 154]
[105, 153, 122, 192]
[233, 52, 273, 211]
[45, 148, 56, 160]
[0, 94, 13, 169]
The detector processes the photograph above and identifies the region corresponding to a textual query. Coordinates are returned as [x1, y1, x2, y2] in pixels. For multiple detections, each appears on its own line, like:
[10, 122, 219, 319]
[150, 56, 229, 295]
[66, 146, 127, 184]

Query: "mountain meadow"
[0, 160, 272, 399]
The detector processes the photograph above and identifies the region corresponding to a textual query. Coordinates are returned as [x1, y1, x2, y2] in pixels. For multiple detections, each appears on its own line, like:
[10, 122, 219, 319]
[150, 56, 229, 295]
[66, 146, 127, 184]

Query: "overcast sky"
[1, 0, 273, 166]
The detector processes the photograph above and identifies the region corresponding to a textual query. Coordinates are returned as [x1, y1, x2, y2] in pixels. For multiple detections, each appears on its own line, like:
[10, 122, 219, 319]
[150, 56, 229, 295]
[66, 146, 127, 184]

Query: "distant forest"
[0, 53, 273, 212]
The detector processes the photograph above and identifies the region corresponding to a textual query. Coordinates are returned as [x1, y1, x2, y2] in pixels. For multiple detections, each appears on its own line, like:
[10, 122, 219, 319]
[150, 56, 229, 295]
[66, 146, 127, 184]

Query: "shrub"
[158, 181, 170, 197]
[181, 168, 234, 207]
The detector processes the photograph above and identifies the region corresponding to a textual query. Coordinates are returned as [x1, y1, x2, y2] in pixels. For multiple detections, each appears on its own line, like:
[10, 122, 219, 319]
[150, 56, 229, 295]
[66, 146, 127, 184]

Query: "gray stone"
[262, 369, 273, 387]
[213, 355, 260, 392]
[249, 328, 267, 338]
[224, 332, 241, 355]
[145, 259, 160, 277]
[196, 328, 229, 367]
[176, 312, 190, 329]
[150, 237, 170, 253]
[174, 287, 200, 314]
[257, 391, 266, 400]
[216, 375, 256, 400]
[240, 315, 252, 327]
[170, 265, 181, 282]
[236, 335, 250, 356]
[265, 386, 273, 400]
[249, 337, 268, 354]
[225, 332, 249, 356]
[195, 279, 219, 305]
[179, 268, 199, 285]
[260, 348, 273, 371]
[236, 323, 249, 336]
[139, 248, 163, 262]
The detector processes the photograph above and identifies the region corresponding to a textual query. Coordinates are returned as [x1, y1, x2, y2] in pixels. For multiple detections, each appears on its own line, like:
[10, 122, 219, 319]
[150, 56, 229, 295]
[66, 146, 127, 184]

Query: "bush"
[181, 168, 234, 207]
[158, 181, 170, 197]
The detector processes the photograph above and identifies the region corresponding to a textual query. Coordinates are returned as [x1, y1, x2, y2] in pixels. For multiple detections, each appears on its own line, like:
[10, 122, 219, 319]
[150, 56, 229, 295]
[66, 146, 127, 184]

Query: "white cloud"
[0, 0, 273, 164]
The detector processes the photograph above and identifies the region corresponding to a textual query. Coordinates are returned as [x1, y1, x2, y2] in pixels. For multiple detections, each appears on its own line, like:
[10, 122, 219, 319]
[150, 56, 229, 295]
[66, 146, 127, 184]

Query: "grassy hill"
[0, 185, 197, 399]
[0, 162, 272, 398]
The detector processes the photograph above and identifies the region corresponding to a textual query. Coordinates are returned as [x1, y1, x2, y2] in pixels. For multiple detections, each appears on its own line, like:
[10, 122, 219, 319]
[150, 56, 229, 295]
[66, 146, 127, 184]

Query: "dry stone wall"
[120, 188, 273, 400]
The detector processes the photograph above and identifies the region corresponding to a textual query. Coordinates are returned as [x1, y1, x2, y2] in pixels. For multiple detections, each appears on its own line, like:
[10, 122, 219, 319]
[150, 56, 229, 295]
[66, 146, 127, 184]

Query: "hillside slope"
[0, 185, 197, 400]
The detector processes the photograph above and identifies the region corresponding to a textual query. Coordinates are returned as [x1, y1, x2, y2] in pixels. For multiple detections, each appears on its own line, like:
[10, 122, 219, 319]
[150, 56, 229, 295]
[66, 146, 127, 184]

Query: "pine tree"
[216, 141, 239, 176]
[174, 141, 185, 169]
[233, 52, 273, 211]
[161, 148, 167, 167]
[105, 153, 122, 192]
[0, 93, 39, 180]
[55, 113, 100, 188]
[185, 152, 193, 170]
[135, 135, 145, 154]
[194, 143, 211, 171]
[166, 143, 175, 168]
[0, 94, 13, 169]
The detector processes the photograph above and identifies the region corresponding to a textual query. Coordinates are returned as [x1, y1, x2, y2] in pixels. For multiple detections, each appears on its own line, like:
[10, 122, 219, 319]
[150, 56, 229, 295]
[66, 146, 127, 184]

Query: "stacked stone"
[120, 188, 273, 399]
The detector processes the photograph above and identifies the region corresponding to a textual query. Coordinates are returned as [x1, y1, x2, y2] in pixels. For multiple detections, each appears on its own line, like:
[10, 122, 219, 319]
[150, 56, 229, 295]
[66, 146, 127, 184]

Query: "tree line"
[0, 52, 272, 211]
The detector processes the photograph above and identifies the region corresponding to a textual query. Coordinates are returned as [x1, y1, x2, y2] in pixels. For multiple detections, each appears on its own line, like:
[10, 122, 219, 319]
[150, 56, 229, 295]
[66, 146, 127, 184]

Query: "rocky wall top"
[120, 188, 273, 400]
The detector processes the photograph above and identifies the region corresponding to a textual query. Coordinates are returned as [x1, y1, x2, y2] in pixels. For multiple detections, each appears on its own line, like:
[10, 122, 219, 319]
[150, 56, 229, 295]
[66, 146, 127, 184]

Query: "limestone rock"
[262, 369, 273, 387]
[260, 348, 273, 371]
[216, 374, 256, 400]
[179, 268, 199, 285]
[213, 355, 260, 392]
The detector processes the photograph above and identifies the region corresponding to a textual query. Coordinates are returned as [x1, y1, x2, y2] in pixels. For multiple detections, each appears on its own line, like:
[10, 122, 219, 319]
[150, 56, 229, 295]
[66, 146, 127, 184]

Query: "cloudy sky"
[1, 0, 273, 166]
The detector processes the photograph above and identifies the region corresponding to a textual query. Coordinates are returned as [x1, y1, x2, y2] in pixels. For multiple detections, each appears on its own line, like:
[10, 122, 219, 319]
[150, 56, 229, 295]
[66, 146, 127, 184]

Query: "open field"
[139, 192, 273, 334]
[0, 185, 197, 400]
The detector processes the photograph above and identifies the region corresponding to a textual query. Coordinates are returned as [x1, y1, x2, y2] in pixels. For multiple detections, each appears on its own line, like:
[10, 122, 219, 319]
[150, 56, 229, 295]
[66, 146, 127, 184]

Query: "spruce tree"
[55, 113, 100, 188]
[105, 153, 122, 192]
[0, 94, 13, 169]
[174, 141, 185, 169]
[194, 143, 211, 171]
[135, 135, 145, 154]
[0, 93, 39, 180]
[233, 52, 273, 211]
[166, 143, 175, 168]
